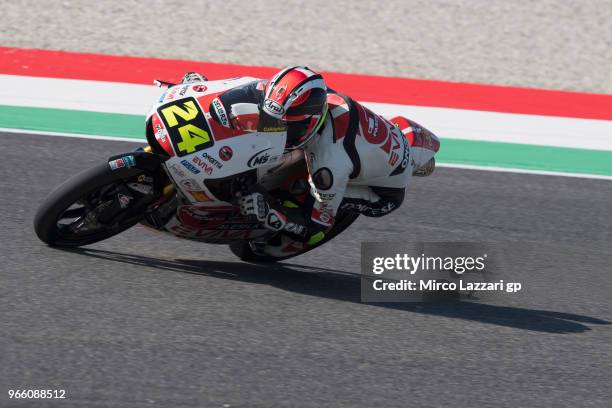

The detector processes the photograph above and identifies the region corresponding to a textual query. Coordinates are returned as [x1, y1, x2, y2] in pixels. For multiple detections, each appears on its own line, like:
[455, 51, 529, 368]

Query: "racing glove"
[238, 192, 310, 240]
[238, 192, 288, 231]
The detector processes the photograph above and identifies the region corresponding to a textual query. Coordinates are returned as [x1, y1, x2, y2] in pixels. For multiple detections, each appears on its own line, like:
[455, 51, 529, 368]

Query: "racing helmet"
[262, 66, 328, 150]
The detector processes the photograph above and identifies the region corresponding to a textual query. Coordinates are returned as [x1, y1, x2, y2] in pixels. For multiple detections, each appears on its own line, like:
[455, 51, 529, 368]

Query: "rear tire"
[34, 163, 147, 247]
[229, 212, 360, 262]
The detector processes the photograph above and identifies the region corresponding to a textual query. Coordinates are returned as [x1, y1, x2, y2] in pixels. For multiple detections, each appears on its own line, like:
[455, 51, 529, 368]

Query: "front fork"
[106, 146, 177, 230]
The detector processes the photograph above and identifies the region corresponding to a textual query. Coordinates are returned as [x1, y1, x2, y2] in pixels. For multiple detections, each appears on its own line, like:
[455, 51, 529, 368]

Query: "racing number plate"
[157, 97, 213, 157]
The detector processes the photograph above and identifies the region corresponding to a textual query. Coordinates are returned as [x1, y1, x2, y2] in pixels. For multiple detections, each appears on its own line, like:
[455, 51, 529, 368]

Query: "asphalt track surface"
[1, 131, 611, 407]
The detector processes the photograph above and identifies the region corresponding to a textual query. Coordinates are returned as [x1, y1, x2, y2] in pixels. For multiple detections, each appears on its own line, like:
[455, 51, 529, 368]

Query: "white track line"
[364, 102, 612, 151]
[0, 127, 143, 143]
[2, 127, 610, 181]
[436, 163, 612, 181]
[0, 74, 160, 115]
[3, 74, 612, 151]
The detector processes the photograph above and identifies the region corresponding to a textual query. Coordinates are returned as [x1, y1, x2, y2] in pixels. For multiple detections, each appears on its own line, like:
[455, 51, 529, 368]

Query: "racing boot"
[413, 157, 436, 177]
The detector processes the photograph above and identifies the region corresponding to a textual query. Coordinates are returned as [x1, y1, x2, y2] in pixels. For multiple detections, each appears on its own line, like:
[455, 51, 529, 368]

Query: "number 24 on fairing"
[158, 97, 214, 156]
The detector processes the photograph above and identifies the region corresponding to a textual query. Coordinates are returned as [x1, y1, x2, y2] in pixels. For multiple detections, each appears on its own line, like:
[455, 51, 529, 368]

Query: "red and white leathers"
[188, 73, 439, 244]
[303, 92, 417, 239]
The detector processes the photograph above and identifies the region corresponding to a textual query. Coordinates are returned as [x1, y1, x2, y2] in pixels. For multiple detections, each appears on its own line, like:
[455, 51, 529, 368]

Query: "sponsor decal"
[201, 152, 223, 169]
[389, 151, 399, 166]
[178, 85, 189, 96]
[154, 123, 164, 138]
[319, 211, 332, 223]
[192, 156, 214, 175]
[247, 147, 271, 167]
[357, 104, 408, 175]
[151, 114, 171, 153]
[108, 155, 136, 171]
[264, 98, 285, 116]
[173, 206, 252, 232]
[359, 105, 388, 145]
[166, 86, 179, 101]
[216, 222, 261, 230]
[400, 135, 410, 169]
[319, 192, 336, 201]
[180, 159, 201, 174]
[360, 105, 411, 172]
[219, 146, 233, 161]
[389, 132, 410, 176]
[211, 97, 230, 128]
[247, 147, 279, 168]
[153, 122, 169, 145]
[169, 163, 188, 178]
[157, 97, 214, 157]
[311, 202, 334, 226]
[192, 85, 207, 92]
[262, 126, 287, 132]
[368, 116, 380, 136]
[170, 223, 256, 240]
[266, 212, 284, 230]
[176, 205, 212, 226]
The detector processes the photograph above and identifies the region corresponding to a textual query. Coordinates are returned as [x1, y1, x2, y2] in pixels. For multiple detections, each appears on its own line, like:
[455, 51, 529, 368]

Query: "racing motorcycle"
[34, 77, 439, 261]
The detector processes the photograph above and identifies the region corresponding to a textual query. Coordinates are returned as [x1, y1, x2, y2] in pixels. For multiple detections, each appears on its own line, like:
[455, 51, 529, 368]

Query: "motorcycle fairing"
[144, 77, 290, 243]
[156, 96, 214, 158]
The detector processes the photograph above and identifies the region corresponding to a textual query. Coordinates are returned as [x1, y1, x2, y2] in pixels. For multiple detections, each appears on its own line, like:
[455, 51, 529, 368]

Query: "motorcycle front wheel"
[34, 162, 158, 247]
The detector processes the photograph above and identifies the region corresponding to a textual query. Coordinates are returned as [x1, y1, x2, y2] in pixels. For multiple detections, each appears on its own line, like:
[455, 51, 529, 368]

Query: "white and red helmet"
[262, 66, 328, 150]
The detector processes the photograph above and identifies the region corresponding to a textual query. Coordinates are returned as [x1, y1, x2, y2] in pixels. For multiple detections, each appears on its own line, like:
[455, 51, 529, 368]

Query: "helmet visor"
[286, 105, 328, 149]
[286, 118, 312, 146]
[257, 111, 288, 133]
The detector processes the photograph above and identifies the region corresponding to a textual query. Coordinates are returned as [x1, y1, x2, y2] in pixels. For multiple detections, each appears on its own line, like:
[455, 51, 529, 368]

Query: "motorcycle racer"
[180, 67, 439, 247]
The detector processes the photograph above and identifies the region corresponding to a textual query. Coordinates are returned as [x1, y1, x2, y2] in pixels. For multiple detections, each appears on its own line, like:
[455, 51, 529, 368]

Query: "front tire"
[34, 163, 152, 247]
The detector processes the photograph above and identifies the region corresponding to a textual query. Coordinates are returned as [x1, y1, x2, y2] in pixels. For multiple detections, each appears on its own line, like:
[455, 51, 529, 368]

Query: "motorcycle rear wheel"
[229, 212, 360, 262]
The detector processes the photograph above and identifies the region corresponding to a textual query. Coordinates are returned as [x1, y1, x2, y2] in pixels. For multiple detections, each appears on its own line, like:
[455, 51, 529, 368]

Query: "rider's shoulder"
[326, 93, 351, 119]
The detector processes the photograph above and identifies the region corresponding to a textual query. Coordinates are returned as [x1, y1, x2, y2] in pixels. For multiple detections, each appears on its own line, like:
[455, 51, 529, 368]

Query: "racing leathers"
[296, 92, 417, 244]
[181, 73, 438, 245]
